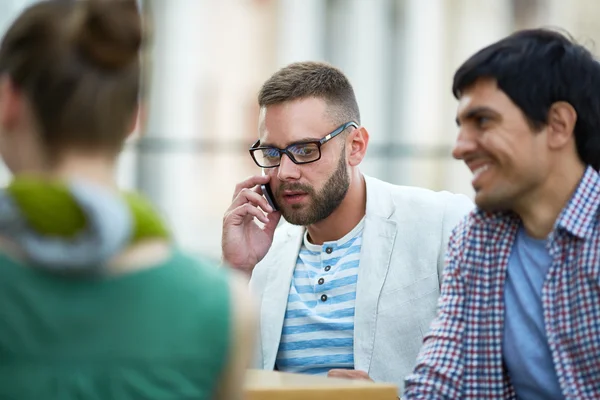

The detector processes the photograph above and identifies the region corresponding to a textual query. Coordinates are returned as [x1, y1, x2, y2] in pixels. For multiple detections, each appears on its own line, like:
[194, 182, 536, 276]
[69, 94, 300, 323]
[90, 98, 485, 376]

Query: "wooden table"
[245, 369, 398, 400]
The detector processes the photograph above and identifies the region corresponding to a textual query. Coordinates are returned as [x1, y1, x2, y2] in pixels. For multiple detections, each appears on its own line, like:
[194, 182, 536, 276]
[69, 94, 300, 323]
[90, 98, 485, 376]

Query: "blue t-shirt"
[503, 226, 564, 399]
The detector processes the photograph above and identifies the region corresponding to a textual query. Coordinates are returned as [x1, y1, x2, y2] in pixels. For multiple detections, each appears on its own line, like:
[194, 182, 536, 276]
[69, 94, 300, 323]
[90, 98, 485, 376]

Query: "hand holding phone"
[222, 174, 281, 274]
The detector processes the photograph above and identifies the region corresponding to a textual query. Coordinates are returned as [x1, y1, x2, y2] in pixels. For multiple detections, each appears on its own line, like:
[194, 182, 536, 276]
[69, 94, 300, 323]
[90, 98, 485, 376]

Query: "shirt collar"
[303, 216, 366, 252]
[555, 166, 600, 239]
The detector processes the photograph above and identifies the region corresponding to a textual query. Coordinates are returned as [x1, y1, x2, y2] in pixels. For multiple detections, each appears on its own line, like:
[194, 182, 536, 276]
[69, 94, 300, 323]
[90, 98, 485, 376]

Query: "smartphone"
[261, 183, 278, 212]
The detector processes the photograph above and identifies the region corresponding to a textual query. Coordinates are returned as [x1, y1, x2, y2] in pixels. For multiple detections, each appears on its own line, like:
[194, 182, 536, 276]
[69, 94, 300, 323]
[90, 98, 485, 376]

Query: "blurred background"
[1, 0, 600, 259]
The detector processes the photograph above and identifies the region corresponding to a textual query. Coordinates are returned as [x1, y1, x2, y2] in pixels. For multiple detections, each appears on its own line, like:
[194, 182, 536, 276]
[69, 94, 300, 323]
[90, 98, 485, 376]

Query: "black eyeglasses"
[249, 121, 358, 168]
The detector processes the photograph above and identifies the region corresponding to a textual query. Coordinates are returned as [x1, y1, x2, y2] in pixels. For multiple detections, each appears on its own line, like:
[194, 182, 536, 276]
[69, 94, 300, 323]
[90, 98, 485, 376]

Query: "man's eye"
[299, 147, 315, 155]
[263, 149, 280, 158]
[476, 116, 491, 127]
[290, 145, 316, 156]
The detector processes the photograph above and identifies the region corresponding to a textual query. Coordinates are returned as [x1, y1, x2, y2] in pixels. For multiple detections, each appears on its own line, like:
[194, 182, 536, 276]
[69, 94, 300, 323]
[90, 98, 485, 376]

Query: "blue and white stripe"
[275, 218, 364, 374]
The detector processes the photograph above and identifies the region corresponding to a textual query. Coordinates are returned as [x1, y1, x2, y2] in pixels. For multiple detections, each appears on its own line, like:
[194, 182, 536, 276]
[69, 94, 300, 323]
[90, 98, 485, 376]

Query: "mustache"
[276, 183, 314, 196]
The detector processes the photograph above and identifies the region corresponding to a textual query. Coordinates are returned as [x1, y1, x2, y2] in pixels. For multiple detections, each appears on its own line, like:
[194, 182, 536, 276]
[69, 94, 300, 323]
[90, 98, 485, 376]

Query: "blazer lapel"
[354, 176, 397, 373]
[260, 226, 304, 369]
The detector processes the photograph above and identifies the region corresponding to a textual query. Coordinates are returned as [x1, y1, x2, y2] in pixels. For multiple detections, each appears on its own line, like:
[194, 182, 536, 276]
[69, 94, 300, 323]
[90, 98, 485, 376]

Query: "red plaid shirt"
[404, 167, 600, 399]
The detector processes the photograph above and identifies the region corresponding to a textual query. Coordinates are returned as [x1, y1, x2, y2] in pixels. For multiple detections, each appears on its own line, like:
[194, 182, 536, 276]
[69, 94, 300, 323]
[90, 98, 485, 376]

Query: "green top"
[0, 249, 231, 400]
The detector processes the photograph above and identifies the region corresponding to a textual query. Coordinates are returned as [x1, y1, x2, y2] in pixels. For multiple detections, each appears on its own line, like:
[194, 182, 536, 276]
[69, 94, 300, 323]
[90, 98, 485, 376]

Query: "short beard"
[278, 149, 350, 226]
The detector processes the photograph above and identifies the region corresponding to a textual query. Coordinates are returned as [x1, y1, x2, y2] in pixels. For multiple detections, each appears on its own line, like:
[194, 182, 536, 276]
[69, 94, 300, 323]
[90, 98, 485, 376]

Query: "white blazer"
[249, 175, 474, 396]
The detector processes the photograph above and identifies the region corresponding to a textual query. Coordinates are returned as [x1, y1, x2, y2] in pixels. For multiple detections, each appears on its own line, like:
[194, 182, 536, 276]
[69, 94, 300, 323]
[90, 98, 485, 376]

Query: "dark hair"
[0, 0, 143, 158]
[453, 28, 600, 170]
[258, 61, 361, 125]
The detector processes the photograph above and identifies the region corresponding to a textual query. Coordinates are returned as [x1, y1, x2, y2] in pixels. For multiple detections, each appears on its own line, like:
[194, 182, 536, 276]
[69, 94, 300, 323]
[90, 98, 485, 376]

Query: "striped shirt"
[275, 217, 365, 375]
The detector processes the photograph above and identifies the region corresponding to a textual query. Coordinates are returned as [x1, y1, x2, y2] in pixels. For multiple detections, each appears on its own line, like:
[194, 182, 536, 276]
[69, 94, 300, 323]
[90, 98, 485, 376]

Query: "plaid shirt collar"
[555, 166, 600, 239]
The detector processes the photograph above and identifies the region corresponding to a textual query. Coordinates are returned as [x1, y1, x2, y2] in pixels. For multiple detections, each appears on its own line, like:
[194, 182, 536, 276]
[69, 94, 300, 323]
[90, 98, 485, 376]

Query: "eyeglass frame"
[248, 121, 359, 168]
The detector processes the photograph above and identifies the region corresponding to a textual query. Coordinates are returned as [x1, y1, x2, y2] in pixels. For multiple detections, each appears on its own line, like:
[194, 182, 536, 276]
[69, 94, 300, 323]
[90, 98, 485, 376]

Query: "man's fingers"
[232, 175, 270, 201]
[328, 369, 353, 378]
[227, 203, 269, 225]
[327, 370, 344, 378]
[230, 187, 274, 213]
[327, 369, 372, 381]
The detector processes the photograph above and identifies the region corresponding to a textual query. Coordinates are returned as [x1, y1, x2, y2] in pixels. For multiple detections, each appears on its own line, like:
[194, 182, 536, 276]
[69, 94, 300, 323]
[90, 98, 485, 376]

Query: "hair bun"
[71, 0, 142, 70]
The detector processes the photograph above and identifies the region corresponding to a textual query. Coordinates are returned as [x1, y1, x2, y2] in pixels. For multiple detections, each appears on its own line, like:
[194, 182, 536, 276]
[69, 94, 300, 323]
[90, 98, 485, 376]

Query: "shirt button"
[321, 294, 328, 302]
[318, 278, 324, 285]
[325, 247, 333, 254]
[324, 265, 331, 272]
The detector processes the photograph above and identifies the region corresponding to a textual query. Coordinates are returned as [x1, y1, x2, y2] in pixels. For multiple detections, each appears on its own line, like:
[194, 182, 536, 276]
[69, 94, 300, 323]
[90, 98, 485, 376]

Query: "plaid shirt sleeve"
[403, 218, 469, 399]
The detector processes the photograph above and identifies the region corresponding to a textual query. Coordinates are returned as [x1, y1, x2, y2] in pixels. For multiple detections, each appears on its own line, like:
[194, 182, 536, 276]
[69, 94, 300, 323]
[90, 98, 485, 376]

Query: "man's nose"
[277, 154, 301, 181]
[452, 129, 478, 160]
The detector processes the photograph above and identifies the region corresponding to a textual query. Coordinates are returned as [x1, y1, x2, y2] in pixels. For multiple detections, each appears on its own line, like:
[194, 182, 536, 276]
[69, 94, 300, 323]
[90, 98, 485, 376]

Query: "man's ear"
[546, 101, 577, 150]
[347, 126, 369, 167]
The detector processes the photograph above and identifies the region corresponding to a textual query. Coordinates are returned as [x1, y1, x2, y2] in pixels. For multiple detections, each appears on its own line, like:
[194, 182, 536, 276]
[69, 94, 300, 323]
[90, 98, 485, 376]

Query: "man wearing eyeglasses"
[221, 61, 473, 397]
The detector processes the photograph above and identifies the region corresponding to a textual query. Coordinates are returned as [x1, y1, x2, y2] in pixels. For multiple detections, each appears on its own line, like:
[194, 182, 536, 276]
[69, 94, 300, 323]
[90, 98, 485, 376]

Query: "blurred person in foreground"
[221, 61, 473, 397]
[404, 28, 600, 399]
[0, 1, 254, 399]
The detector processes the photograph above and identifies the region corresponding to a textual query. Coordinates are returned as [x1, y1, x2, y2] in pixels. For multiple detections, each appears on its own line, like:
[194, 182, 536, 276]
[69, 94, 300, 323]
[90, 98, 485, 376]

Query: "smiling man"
[404, 29, 600, 399]
[221, 61, 473, 397]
